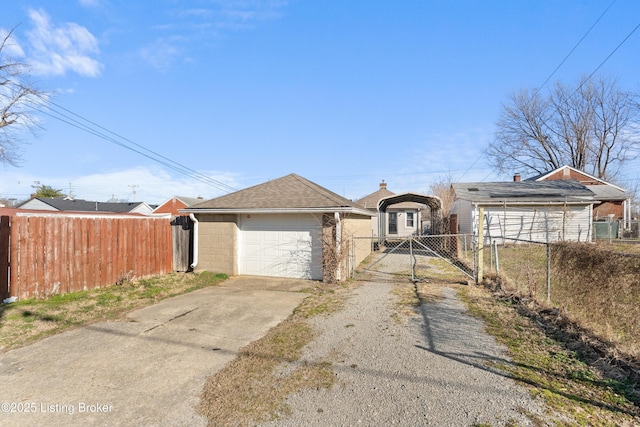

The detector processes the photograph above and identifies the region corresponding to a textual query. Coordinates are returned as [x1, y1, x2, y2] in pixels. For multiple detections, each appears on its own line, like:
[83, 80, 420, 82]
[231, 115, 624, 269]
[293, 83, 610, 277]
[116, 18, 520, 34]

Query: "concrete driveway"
[0, 276, 311, 427]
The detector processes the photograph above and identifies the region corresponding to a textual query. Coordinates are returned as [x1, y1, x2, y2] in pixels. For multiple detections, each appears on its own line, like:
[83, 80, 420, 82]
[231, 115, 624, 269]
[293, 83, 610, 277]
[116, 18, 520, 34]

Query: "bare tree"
[429, 173, 456, 233]
[487, 76, 640, 180]
[1, 27, 44, 166]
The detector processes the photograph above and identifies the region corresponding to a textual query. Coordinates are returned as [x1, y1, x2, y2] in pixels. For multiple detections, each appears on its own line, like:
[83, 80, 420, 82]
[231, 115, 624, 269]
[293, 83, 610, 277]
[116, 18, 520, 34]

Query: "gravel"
[262, 281, 547, 426]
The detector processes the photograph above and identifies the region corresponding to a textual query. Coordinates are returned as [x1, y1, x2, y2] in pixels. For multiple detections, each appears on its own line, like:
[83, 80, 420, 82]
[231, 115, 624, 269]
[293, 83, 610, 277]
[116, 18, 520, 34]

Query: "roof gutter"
[470, 200, 594, 207]
[181, 207, 376, 217]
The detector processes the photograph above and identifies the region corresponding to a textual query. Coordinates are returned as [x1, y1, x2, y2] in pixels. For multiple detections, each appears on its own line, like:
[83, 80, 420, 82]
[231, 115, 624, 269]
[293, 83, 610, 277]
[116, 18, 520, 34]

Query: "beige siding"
[196, 214, 238, 275]
[342, 214, 373, 270]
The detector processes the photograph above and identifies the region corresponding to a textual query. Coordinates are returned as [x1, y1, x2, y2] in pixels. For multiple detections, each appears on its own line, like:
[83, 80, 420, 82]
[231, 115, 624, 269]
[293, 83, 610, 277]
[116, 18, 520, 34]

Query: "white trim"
[182, 207, 375, 216]
[535, 165, 626, 192]
[471, 201, 593, 207]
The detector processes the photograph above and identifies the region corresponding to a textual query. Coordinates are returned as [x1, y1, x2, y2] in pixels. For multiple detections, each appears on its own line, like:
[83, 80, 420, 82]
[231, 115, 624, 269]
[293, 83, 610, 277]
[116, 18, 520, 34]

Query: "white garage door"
[239, 214, 323, 280]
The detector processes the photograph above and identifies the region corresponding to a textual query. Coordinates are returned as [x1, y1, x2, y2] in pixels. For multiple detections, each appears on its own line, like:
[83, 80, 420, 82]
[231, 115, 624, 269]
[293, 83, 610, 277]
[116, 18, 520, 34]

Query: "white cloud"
[77, 0, 104, 8]
[0, 166, 242, 205]
[141, 0, 289, 69]
[26, 8, 102, 77]
[139, 38, 184, 71]
[0, 28, 26, 57]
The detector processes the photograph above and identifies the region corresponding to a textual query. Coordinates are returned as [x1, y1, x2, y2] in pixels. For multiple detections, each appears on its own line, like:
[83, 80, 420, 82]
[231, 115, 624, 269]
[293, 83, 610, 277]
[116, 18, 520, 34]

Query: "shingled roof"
[453, 180, 595, 204]
[185, 173, 373, 215]
[355, 187, 395, 210]
[19, 198, 151, 213]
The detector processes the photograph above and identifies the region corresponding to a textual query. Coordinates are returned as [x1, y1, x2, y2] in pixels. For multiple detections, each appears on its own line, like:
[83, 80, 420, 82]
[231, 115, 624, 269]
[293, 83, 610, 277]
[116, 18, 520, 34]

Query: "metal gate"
[351, 234, 475, 283]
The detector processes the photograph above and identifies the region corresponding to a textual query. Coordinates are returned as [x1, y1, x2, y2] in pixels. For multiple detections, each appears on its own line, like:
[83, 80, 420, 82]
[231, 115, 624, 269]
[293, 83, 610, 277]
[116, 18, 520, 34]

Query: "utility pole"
[128, 185, 139, 202]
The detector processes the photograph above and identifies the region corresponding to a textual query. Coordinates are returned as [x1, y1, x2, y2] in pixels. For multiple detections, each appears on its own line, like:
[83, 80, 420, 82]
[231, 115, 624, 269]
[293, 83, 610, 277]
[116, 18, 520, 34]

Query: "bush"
[551, 242, 640, 358]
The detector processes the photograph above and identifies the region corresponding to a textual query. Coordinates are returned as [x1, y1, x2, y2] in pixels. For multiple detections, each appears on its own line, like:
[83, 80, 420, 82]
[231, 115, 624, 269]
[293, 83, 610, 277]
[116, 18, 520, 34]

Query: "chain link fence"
[349, 235, 474, 283]
[481, 237, 551, 302]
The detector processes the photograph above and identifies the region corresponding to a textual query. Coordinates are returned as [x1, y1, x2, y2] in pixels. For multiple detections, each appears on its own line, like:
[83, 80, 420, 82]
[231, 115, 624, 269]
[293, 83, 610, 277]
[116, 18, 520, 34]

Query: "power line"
[44, 98, 238, 193]
[533, 0, 617, 96]
[580, 20, 640, 85]
[11, 82, 238, 194]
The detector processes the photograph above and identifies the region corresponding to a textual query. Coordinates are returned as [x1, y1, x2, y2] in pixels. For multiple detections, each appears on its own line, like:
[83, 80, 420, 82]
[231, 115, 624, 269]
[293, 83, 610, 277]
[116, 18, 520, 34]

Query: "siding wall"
[342, 214, 373, 268]
[454, 199, 474, 235]
[196, 214, 238, 275]
[479, 204, 592, 242]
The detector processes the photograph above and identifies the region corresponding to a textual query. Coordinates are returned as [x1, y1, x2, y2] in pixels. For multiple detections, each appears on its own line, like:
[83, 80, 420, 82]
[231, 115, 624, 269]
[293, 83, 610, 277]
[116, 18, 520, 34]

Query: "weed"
[198, 281, 356, 425]
[460, 284, 640, 425]
[0, 272, 228, 351]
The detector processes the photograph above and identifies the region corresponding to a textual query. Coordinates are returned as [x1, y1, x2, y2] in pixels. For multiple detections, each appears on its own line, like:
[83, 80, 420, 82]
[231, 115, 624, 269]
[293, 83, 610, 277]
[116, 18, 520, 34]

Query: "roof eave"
[181, 207, 376, 216]
[468, 199, 595, 206]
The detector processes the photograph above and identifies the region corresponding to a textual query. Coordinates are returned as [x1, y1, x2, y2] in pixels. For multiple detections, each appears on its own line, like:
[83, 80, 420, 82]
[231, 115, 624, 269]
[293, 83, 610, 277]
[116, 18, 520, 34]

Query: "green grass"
[460, 284, 640, 426]
[0, 271, 229, 351]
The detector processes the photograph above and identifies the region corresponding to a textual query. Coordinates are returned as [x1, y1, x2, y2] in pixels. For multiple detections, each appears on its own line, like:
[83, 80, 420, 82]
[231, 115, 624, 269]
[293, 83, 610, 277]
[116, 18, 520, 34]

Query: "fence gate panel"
[352, 235, 474, 283]
[171, 216, 193, 272]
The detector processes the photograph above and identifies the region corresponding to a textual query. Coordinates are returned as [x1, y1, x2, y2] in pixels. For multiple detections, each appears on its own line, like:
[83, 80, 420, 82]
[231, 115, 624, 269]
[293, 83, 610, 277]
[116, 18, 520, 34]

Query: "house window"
[406, 212, 414, 228]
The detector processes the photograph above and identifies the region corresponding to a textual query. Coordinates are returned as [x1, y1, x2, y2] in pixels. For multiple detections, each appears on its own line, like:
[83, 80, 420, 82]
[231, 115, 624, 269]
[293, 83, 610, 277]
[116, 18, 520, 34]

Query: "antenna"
[128, 184, 139, 202]
[65, 182, 74, 200]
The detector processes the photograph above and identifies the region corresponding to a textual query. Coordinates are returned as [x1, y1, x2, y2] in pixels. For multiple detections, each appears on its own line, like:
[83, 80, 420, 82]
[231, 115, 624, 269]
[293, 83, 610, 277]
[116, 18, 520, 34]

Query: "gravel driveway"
[262, 281, 547, 426]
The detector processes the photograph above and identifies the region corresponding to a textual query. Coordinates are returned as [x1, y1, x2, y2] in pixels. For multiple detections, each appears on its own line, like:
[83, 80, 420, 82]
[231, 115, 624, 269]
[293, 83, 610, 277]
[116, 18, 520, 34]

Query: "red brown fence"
[0, 215, 172, 301]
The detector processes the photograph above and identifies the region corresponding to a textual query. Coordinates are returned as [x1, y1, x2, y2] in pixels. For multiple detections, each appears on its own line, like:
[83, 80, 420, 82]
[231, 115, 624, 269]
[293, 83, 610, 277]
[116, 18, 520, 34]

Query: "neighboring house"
[527, 165, 631, 224]
[182, 174, 374, 281]
[18, 197, 154, 215]
[152, 196, 204, 216]
[355, 181, 431, 237]
[452, 179, 595, 243]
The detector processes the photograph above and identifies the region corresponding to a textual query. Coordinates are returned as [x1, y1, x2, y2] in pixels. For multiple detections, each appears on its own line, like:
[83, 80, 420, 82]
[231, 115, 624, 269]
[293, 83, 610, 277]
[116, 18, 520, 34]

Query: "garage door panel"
[239, 215, 323, 280]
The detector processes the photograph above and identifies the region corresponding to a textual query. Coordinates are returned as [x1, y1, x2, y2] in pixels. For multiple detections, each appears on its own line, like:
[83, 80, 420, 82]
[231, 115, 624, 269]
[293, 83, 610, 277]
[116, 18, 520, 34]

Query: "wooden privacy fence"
[171, 215, 194, 272]
[0, 215, 172, 301]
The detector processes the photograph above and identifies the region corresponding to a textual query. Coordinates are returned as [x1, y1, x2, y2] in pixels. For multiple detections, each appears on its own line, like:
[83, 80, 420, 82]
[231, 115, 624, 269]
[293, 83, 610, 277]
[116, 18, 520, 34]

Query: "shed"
[452, 180, 595, 243]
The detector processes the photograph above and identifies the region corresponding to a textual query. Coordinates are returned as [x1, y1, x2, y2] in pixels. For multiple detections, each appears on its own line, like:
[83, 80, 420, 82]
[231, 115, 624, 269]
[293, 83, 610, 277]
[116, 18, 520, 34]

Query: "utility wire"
[579, 20, 640, 87]
[34, 105, 231, 191]
[533, 0, 617, 96]
[11, 81, 238, 193]
[44, 98, 238, 193]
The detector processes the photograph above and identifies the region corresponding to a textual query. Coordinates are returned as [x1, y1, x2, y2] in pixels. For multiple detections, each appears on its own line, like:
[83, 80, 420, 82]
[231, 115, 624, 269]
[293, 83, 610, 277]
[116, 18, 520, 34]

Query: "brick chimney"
[513, 173, 521, 182]
[379, 180, 387, 190]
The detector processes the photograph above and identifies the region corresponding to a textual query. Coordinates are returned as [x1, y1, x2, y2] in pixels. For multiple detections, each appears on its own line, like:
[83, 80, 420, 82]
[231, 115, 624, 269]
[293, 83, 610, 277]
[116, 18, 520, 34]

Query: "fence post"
[0, 216, 10, 301]
[410, 237, 415, 282]
[489, 237, 493, 270]
[494, 240, 500, 275]
[546, 243, 551, 303]
[476, 207, 484, 284]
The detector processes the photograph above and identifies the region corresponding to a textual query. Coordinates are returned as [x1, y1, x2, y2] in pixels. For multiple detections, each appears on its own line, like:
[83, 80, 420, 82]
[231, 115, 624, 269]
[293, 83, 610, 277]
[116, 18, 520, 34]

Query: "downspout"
[189, 213, 199, 270]
[334, 212, 341, 280]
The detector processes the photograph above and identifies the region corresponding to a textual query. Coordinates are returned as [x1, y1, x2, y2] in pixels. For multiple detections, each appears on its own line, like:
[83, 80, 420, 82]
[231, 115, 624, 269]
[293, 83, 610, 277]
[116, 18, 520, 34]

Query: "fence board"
[9, 217, 20, 298]
[171, 216, 193, 272]
[0, 216, 10, 300]
[60, 218, 69, 294]
[105, 219, 113, 284]
[2, 216, 172, 300]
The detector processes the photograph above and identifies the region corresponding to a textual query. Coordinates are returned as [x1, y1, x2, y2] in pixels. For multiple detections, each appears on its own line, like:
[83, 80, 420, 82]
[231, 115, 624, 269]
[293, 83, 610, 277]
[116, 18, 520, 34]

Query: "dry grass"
[551, 243, 640, 359]
[596, 241, 640, 255]
[197, 281, 357, 426]
[0, 271, 228, 352]
[461, 283, 640, 426]
[487, 243, 548, 300]
[390, 282, 447, 323]
[485, 242, 640, 361]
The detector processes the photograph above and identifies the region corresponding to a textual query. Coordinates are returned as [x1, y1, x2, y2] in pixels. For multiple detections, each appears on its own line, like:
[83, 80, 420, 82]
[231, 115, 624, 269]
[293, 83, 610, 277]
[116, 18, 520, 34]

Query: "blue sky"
[2, 0, 640, 205]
